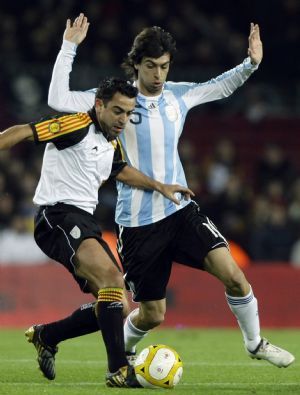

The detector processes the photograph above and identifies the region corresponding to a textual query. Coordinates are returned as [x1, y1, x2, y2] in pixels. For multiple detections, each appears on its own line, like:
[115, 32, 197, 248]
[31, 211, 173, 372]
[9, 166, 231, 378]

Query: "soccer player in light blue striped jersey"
[42, 14, 294, 370]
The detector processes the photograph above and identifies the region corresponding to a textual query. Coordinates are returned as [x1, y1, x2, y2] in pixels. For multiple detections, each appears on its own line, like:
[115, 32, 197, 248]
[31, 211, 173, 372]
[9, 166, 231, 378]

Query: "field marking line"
[2, 359, 298, 367]
[2, 382, 300, 387]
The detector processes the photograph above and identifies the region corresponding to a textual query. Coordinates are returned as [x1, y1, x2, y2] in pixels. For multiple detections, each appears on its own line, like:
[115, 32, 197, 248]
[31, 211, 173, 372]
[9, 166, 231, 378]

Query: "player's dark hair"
[121, 26, 177, 80]
[96, 77, 138, 105]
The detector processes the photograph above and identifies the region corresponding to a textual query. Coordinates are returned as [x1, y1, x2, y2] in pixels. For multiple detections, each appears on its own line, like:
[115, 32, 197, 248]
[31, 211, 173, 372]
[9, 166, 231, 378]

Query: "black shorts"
[34, 203, 120, 293]
[116, 201, 228, 302]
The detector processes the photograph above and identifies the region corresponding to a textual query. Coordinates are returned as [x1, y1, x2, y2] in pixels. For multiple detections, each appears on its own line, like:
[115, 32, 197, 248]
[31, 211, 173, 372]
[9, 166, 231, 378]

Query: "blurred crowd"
[179, 136, 300, 265]
[0, 0, 299, 122]
[0, 0, 299, 264]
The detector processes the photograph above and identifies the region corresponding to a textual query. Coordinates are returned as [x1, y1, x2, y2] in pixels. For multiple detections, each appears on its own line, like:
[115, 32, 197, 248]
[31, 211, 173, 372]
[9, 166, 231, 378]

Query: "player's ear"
[95, 98, 104, 109]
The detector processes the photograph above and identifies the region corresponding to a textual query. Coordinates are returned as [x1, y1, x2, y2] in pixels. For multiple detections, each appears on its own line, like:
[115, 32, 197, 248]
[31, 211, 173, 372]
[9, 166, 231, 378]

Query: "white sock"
[124, 308, 149, 353]
[226, 286, 261, 352]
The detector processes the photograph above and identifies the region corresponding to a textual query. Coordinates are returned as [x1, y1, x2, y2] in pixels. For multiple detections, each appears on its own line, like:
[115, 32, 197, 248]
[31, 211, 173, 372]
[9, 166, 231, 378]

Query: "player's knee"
[143, 311, 165, 329]
[85, 264, 124, 290]
[225, 268, 249, 296]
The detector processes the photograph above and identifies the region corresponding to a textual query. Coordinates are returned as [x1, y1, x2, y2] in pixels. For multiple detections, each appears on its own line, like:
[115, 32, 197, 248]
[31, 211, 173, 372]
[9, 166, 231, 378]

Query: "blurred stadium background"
[0, 0, 299, 328]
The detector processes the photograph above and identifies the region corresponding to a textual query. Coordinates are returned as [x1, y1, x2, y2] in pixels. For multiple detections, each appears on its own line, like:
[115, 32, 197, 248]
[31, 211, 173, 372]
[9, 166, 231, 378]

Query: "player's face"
[135, 53, 171, 96]
[95, 92, 135, 140]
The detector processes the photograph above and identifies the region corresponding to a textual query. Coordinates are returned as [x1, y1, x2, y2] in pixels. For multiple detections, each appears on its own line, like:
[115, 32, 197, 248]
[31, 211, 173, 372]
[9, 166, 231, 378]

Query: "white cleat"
[247, 338, 295, 368]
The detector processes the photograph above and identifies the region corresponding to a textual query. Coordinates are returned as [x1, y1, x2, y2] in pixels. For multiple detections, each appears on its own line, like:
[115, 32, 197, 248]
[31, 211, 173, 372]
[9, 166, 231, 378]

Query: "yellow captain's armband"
[35, 113, 92, 142]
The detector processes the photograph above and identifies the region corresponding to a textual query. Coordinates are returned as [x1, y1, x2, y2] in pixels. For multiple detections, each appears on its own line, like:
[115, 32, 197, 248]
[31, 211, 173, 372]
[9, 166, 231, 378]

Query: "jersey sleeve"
[48, 40, 96, 113]
[30, 112, 92, 150]
[168, 57, 259, 110]
[110, 138, 127, 178]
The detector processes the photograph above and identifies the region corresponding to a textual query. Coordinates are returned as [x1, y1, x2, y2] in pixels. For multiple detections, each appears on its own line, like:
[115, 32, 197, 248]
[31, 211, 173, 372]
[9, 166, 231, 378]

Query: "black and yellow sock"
[41, 302, 99, 347]
[97, 287, 127, 373]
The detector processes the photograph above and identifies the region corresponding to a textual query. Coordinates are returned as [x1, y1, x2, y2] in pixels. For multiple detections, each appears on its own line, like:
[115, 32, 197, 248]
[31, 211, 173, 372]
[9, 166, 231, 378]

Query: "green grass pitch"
[0, 328, 299, 394]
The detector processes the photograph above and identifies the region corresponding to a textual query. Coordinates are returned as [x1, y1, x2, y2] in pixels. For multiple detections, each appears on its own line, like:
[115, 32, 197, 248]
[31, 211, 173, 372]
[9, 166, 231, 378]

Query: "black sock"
[97, 288, 127, 373]
[41, 302, 99, 347]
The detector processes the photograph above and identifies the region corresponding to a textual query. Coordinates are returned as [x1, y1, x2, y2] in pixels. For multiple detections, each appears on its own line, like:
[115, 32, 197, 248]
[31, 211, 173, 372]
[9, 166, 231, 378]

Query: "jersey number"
[130, 111, 142, 125]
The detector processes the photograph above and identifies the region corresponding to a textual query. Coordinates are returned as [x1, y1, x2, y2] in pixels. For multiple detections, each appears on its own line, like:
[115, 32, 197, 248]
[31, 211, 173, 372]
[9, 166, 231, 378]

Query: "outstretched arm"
[179, 23, 263, 109]
[0, 125, 33, 150]
[116, 165, 195, 205]
[248, 23, 263, 65]
[48, 13, 95, 112]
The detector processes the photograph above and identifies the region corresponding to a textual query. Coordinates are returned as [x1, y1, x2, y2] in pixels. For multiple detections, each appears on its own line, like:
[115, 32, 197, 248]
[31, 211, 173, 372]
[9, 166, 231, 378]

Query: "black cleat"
[25, 324, 58, 380]
[106, 365, 141, 388]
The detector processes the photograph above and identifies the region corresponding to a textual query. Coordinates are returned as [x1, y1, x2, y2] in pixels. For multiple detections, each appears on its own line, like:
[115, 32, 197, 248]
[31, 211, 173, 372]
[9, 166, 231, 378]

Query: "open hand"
[248, 23, 263, 65]
[63, 13, 90, 45]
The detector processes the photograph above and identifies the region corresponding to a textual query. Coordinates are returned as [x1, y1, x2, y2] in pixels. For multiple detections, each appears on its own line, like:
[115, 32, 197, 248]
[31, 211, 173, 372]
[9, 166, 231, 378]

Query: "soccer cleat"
[25, 324, 58, 380]
[247, 338, 295, 368]
[106, 365, 142, 388]
[126, 350, 137, 366]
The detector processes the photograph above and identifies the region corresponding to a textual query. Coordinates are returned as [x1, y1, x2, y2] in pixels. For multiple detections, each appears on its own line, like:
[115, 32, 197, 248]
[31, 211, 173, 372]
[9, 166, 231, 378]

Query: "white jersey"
[31, 111, 126, 214]
[48, 40, 258, 226]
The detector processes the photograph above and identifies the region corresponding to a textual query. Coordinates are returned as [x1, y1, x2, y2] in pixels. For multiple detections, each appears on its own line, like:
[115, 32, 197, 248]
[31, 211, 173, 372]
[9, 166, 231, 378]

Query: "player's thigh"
[75, 238, 123, 288]
[173, 203, 228, 269]
[204, 247, 249, 293]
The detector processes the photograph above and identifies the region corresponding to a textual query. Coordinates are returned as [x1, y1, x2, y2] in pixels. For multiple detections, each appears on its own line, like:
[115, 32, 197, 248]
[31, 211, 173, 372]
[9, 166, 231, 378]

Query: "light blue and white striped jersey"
[48, 40, 258, 227]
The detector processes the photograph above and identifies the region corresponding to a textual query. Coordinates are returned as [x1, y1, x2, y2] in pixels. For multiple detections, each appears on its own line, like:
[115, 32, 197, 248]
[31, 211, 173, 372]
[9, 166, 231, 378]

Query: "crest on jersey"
[70, 225, 81, 239]
[49, 121, 61, 134]
[165, 105, 178, 122]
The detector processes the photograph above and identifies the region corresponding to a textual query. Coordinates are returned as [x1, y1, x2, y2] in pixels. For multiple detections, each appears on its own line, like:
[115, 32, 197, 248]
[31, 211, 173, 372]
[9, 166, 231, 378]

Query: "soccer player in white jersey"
[0, 77, 194, 388]
[44, 14, 295, 371]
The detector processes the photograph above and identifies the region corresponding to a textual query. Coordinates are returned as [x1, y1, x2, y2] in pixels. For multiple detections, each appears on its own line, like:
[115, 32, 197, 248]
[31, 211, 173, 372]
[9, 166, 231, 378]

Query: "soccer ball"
[134, 344, 183, 389]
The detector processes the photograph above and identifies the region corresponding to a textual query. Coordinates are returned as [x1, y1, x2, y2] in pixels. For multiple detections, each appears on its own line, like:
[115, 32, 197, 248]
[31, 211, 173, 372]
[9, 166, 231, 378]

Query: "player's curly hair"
[96, 77, 138, 105]
[121, 26, 177, 80]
